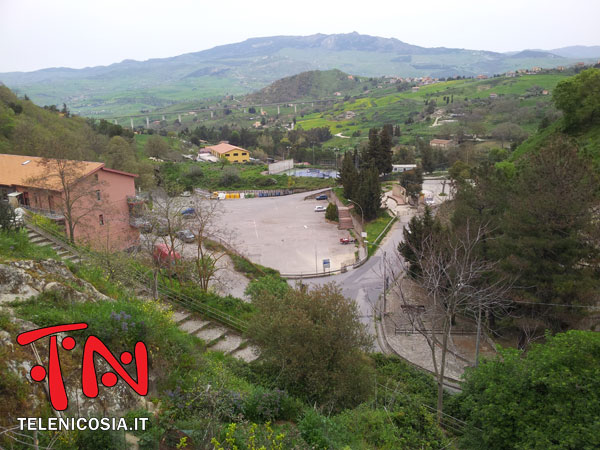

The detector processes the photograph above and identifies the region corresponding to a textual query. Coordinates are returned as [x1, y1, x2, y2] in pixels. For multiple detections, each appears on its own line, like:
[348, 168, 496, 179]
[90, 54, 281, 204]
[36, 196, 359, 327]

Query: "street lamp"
[347, 199, 364, 226]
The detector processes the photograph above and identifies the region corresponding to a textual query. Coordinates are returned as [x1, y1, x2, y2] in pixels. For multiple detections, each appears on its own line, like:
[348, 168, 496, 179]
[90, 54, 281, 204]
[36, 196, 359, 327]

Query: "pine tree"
[379, 125, 393, 174]
[339, 152, 358, 200]
[364, 128, 380, 168]
[355, 164, 382, 221]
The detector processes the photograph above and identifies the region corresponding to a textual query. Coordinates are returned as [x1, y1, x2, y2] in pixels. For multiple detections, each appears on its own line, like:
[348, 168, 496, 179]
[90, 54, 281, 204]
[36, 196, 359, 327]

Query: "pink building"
[0, 154, 140, 251]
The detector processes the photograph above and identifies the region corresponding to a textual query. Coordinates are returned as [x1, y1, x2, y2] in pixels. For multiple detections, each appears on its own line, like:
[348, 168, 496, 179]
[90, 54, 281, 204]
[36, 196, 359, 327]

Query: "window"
[99, 214, 104, 225]
[242, 152, 247, 156]
[96, 190, 101, 201]
[233, 153, 239, 156]
[94, 173, 99, 181]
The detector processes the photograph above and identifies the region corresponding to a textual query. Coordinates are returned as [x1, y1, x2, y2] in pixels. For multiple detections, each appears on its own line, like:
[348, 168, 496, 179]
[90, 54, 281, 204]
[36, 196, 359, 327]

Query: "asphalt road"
[299, 213, 413, 350]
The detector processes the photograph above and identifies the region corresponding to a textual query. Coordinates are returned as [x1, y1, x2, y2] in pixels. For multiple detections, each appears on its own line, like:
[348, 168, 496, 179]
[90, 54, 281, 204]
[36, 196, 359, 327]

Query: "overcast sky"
[1, 0, 598, 72]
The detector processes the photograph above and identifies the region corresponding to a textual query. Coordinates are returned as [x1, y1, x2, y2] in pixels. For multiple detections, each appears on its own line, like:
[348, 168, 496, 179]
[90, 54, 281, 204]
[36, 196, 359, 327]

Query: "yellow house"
[206, 142, 250, 163]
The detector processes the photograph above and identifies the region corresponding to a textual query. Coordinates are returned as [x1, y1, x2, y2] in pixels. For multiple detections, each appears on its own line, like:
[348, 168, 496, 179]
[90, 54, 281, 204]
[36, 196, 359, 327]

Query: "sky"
[1, 0, 599, 72]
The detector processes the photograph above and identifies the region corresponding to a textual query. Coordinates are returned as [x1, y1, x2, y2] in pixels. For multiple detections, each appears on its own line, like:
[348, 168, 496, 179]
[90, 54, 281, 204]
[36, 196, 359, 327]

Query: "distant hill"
[0, 32, 594, 117]
[510, 50, 562, 59]
[245, 69, 362, 103]
[548, 45, 600, 59]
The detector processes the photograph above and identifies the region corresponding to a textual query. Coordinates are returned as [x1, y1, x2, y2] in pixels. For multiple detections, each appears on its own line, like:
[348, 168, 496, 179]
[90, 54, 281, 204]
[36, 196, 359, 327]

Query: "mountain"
[548, 45, 600, 59]
[0, 32, 593, 117]
[245, 69, 362, 103]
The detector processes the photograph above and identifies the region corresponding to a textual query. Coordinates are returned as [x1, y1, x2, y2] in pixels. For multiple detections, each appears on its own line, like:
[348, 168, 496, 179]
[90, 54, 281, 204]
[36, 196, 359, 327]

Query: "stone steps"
[171, 310, 258, 362]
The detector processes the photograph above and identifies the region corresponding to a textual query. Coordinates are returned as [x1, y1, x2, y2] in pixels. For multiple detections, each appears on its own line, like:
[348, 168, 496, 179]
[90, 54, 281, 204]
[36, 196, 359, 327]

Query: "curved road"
[298, 213, 413, 350]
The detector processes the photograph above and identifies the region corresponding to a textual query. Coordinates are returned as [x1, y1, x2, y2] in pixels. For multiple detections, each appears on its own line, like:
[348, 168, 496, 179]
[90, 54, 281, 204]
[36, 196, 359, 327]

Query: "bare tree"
[393, 220, 511, 424]
[27, 158, 104, 244]
[185, 195, 232, 292]
[138, 188, 186, 298]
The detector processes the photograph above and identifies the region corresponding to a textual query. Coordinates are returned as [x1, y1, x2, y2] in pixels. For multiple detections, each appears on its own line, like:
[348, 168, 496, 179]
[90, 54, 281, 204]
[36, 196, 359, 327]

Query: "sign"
[322, 259, 330, 269]
[17, 323, 148, 411]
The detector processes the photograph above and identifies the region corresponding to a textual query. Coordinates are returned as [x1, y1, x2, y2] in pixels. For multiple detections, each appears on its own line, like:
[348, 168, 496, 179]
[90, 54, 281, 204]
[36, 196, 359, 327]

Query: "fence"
[24, 213, 249, 333]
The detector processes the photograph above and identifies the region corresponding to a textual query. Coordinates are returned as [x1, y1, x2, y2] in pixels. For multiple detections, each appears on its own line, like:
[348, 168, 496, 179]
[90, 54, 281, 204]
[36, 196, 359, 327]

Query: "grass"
[364, 210, 396, 257]
[162, 160, 335, 192]
[0, 229, 58, 261]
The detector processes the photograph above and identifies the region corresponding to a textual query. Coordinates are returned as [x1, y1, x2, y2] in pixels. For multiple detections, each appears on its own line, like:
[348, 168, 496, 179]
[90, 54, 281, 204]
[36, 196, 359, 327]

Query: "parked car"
[176, 230, 196, 243]
[340, 237, 355, 245]
[315, 194, 328, 200]
[153, 243, 181, 267]
[180, 191, 191, 197]
[315, 205, 327, 212]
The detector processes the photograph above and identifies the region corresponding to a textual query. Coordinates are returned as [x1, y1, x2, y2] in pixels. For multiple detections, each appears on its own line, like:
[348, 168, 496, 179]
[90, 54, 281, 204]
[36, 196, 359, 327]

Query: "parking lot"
[217, 191, 356, 275]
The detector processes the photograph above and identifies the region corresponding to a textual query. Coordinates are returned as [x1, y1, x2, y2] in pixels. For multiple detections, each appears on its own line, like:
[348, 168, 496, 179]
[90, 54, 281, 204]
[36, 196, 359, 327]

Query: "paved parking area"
[218, 191, 356, 275]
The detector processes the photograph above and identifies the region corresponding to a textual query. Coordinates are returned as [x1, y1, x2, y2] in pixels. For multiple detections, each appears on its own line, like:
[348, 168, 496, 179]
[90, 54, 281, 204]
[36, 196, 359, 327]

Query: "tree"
[145, 135, 169, 159]
[338, 152, 358, 200]
[553, 68, 600, 130]
[420, 144, 436, 173]
[186, 195, 232, 292]
[491, 122, 528, 148]
[139, 188, 186, 297]
[247, 283, 374, 412]
[379, 124, 393, 174]
[398, 167, 423, 203]
[27, 139, 105, 244]
[458, 331, 600, 450]
[364, 127, 392, 174]
[354, 164, 382, 221]
[497, 135, 600, 328]
[398, 206, 439, 277]
[394, 221, 510, 424]
[0, 202, 18, 233]
[325, 202, 338, 221]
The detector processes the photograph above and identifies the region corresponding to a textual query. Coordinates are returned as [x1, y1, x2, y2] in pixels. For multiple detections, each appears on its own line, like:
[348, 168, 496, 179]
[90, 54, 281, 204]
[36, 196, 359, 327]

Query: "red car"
[340, 238, 355, 245]
[153, 243, 181, 267]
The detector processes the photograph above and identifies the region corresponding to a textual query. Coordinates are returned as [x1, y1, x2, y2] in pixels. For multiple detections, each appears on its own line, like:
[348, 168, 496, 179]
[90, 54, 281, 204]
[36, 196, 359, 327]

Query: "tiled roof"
[205, 143, 246, 155]
[0, 154, 103, 191]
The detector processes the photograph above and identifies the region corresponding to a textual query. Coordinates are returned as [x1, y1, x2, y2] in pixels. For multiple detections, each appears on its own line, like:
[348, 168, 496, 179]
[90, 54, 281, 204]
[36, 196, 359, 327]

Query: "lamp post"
[347, 199, 364, 226]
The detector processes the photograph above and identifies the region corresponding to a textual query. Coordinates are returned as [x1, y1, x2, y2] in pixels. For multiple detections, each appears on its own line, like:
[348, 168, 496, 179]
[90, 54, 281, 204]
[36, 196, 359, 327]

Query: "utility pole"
[146, 117, 149, 128]
[383, 251, 387, 305]
[130, 118, 134, 130]
[294, 104, 297, 113]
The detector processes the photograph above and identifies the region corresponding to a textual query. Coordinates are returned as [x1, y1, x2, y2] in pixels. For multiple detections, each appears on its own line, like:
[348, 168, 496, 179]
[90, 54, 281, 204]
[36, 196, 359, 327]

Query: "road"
[298, 213, 413, 351]
[299, 178, 448, 350]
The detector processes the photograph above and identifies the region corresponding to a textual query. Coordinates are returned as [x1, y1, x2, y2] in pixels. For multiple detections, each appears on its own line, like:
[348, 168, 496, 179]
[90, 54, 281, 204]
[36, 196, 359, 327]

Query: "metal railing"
[24, 215, 249, 333]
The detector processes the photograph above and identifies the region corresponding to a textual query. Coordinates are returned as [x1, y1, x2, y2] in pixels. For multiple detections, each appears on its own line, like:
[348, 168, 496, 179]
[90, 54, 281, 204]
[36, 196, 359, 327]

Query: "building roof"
[0, 154, 135, 191]
[430, 139, 452, 145]
[205, 143, 247, 155]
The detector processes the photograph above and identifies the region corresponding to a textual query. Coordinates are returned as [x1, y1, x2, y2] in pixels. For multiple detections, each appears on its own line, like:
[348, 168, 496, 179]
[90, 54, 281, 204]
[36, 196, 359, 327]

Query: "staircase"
[24, 222, 259, 363]
[25, 225, 82, 264]
[172, 310, 259, 362]
[337, 206, 353, 230]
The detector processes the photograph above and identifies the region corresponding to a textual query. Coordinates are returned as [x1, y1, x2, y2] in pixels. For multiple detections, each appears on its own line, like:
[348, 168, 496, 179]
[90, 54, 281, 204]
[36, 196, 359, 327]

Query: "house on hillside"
[429, 139, 455, 150]
[0, 154, 139, 250]
[206, 142, 250, 163]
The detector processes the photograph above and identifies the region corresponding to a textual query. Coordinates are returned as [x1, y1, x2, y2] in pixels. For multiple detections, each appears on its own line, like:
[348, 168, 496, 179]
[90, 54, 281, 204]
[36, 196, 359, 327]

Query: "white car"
[314, 205, 327, 212]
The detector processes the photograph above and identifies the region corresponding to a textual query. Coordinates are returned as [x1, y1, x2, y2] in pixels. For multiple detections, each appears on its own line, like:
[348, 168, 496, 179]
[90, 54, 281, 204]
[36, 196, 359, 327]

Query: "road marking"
[253, 220, 259, 239]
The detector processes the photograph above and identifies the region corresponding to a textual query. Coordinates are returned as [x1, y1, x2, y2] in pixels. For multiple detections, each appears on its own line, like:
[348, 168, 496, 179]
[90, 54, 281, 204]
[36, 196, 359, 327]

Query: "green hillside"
[1, 32, 594, 118]
[294, 73, 570, 146]
[246, 69, 365, 103]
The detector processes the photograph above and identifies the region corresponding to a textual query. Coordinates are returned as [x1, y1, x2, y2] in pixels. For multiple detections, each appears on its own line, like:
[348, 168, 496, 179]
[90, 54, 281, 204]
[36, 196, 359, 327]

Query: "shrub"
[220, 166, 240, 186]
[325, 202, 338, 221]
